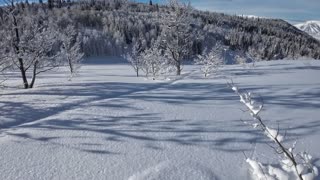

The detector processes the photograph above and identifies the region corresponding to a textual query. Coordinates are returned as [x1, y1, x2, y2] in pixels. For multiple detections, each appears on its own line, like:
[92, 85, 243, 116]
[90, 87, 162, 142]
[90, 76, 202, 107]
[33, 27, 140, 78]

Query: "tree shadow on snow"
[1, 79, 320, 155]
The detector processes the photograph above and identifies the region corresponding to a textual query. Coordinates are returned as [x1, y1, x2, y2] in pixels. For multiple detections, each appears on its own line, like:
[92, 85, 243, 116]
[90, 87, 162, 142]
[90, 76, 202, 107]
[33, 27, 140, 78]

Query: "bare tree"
[195, 43, 225, 77]
[162, 0, 194, 76]
[1, 0, 29, 88]
[0, 1, 80, 88]
[140, 40, 171, 79]
[16, 18, 62, 88]
[0, 30, 11, 86]
[123, 40, 143, 77]
[0, 30, 11, 73]
[60, 25, 84, 79]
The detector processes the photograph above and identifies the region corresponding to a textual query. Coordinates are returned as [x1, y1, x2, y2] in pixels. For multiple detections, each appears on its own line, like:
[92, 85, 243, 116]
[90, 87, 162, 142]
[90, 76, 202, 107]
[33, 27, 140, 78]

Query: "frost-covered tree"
[123, 40, 143, 77]
[195, 44, 225, 77]
[12, 17, 62, 88]
[0, 30, 10, 73]
[0, 2, 81, 88]
[0, 33, 11, 86]
[60, 25, 84, 78]
[141, 40, 171, 79]
[162, 0, 194, 75]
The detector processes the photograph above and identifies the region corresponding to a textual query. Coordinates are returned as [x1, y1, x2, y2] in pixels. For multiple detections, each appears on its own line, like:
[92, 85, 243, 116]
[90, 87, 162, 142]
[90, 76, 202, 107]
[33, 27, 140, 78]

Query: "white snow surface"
[1, 57, 320, 180]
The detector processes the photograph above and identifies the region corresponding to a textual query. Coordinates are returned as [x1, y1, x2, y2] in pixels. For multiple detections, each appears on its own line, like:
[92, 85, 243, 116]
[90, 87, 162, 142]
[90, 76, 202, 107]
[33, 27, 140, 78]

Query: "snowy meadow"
[1, 57, 320, 180]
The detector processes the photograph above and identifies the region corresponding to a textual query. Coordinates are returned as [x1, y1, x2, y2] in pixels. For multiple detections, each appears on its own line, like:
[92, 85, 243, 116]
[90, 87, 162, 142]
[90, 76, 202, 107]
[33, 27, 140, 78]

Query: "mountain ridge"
[295, 20, 320, 39]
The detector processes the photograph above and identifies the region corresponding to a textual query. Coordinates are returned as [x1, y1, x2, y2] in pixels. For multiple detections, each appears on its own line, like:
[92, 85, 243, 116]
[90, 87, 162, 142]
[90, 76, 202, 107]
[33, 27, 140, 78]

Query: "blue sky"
[1, 0, 318, 23]
[138, 0, 320, 23]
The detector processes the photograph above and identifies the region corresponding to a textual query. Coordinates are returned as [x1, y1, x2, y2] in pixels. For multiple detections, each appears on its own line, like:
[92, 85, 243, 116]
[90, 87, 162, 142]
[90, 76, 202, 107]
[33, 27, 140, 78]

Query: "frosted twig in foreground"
[229, 82, 318, 180]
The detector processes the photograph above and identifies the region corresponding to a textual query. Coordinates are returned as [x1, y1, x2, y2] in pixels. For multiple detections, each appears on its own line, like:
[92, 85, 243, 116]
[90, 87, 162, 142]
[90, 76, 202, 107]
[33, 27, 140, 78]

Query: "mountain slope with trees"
[1, 0, 320, 65]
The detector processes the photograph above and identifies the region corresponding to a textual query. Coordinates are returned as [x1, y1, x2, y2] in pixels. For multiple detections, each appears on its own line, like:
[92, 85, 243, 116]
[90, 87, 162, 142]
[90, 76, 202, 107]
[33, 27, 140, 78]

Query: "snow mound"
[128, 161, 216, 180]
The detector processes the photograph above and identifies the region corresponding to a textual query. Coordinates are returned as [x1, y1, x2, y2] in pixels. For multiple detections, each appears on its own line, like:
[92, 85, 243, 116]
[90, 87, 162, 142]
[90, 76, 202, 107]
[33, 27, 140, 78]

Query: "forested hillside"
[1, 0, 320, 62]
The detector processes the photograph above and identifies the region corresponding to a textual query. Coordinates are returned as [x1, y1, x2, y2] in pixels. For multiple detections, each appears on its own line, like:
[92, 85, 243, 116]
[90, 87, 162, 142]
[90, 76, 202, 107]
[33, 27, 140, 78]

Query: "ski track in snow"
[1, 59, 320, 180]
[128, 160, 217, 180]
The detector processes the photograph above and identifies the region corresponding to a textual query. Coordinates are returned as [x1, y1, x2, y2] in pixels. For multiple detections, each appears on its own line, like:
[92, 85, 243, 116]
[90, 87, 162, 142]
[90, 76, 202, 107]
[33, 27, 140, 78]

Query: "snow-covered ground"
[1, 58, 320, 180]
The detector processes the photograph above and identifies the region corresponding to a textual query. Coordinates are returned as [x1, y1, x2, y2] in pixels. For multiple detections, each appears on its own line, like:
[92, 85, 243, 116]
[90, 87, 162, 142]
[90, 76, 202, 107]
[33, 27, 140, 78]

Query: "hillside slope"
[0, 1, 319, 61]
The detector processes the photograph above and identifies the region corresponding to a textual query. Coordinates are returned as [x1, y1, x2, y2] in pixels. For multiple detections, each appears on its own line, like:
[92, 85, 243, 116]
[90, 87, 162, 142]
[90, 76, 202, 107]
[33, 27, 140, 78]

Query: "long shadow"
[2, 63, 320, 155]
[13, 112, 265, 153]
[237, 85, 320, 109]
[1, 81, 243, 129]
[284, 66, 320, 71]
[0, 81, 169, 129]
[1, 78, 267, 154]
[8, 105, 320, 155]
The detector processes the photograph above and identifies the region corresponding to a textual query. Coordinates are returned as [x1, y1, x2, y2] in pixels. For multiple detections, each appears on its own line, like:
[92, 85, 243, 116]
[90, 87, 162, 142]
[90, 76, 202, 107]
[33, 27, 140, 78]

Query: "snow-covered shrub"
[195, 44, 224, 77]
[230, 83, 318, 180]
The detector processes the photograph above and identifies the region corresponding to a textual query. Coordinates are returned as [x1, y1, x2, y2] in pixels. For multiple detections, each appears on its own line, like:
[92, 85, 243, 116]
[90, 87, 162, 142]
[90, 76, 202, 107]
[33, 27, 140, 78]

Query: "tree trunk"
[18, 58, 29, 89]
[13, 15, 29, 89]
[136, 69, 139, 77]
[68, 57, 74, 74]
[176, 62, 181, 76]
[29, 61, 38, 88]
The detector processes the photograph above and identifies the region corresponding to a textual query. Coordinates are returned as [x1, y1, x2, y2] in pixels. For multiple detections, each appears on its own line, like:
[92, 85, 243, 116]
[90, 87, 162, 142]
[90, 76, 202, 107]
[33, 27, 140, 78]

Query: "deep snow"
[1, 58, 320, 180]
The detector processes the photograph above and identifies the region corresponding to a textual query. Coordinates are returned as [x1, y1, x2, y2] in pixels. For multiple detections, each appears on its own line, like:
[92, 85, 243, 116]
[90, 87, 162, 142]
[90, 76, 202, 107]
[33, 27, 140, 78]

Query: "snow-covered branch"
[229, 82, 318, 180]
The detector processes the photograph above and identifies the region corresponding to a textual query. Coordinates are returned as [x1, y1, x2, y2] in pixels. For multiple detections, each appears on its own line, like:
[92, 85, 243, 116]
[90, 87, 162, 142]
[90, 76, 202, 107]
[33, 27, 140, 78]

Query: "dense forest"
[1, 0, 320, 63]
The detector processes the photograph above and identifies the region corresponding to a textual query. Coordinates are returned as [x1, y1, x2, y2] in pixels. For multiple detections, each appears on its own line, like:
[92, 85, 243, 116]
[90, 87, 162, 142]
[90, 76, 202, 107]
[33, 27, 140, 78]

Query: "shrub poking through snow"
[229, 82, 318, 180]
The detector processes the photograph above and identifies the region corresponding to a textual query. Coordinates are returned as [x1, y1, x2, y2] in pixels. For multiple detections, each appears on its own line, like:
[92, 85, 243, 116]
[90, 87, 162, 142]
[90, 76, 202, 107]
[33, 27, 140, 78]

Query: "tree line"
[1, 0, 320, 88]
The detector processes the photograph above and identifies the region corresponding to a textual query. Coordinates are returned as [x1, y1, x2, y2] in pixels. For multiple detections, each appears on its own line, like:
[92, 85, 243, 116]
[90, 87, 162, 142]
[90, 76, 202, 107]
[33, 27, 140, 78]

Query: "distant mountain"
[238, 15, 265, 19]
[295, 21, 320, 39]
[238, 15, 260, 19]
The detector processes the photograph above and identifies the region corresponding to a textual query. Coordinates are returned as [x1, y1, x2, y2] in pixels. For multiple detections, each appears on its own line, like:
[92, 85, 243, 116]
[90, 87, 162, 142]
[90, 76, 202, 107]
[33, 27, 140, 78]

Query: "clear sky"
[1, 0, 319, 24]
[137, 0, 320, 24]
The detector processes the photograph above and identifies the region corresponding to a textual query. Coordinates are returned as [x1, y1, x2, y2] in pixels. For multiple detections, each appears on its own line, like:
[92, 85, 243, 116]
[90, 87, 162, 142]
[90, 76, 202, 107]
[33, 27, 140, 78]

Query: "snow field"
[1, 58, 320, 180]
